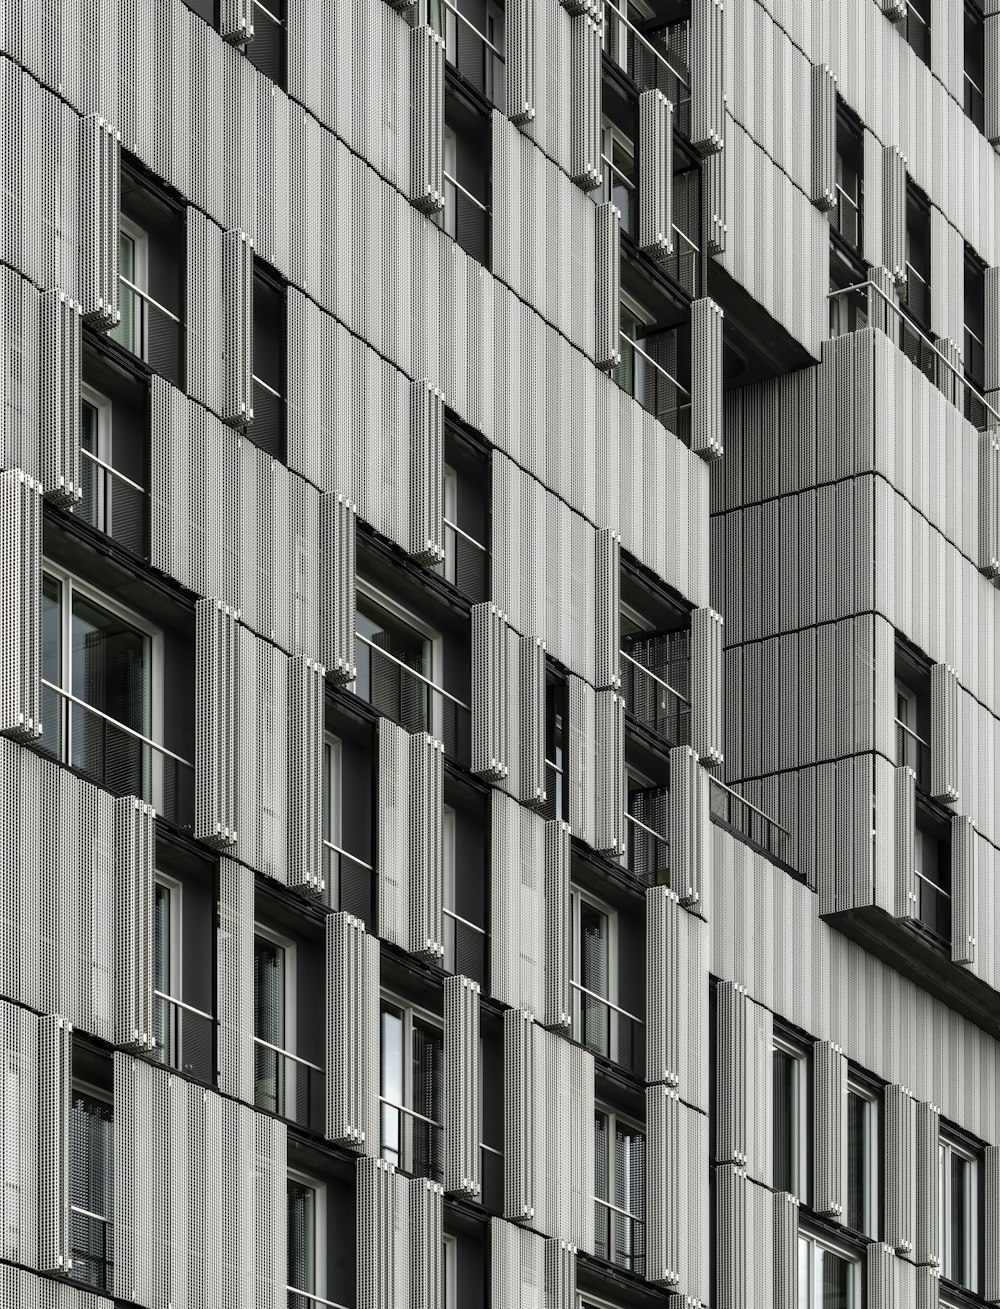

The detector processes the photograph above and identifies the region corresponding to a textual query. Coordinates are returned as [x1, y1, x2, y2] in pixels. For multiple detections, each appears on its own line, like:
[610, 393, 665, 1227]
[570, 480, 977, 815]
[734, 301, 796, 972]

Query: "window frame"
[797, 1228, 863, 1309]
[772, 1036, 810, 1202]
[939, 1131, 979, 1292]
[378, 991, 445, 1177]
[571, 885, 619, 1062]
[845, 1079, 879, 1238]
[356, 577, 444, 736]
[593, 1101, 646, 1274]
[441, 802, 457, 972]
[287, 1167, 328, 1303]
[253, 923, 298, 1117]
[443, 1232, 458, 1309]
[69, 1078, 115, 1293]
[113, 214, 149, 360]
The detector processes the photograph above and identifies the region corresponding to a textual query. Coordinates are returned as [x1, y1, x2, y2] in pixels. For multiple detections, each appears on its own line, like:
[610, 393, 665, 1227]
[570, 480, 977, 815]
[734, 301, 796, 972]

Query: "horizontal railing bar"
[606, 4, 689, 88]
[80, 447, 146, 494]
[252, 0, 284, 23]
[355, 632, 471, 710]
[905, 260, 929, 288]
[40, 678, 193, 768]
[71, 1205, 110, 1224]
[570, 979, 644, 1025]
[672, 222, 699, 254]
[619, 332, 692, 396]
[594, 1195, 646, 1222]
[894, 717, 930, 749]
[379, 1096, 443, 1130]
[834, 182, 860, 213]
[965, 323, 985, 349]
[154, 990, 215, 1022]
[619, 647, 689, 704]
[601, 152, 636, 191]
[444, 170, 489, 213]
[480, 1141, 504, 1158]
[443, 516, 487, 551]
[287, 1289, 351, 1309]
[118, 275, 182, 324]
[322, 838, 373, 871]
[545, 758, 564, 776]
[708, 774, 790, 837]
[625, 811, 669, 844]
[253, 1035, 324, 1073]
[441, 0, 505, 59]
[914, 869, 951, 898]
[443, 906, 487, 935]
[252, 372, 282, 399]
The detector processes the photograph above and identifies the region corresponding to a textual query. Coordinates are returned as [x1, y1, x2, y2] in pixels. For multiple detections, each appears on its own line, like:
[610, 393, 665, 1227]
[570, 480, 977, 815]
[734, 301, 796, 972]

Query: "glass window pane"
[287, 1179, 316, 1298]
[818, 1248, 853, 1309]
[254, 937, 285, 1113]
[578, 900, 610, 1057]
[412, 1018, 444, 1181]
[846, 1092, 868, 1233]
[950, 1151, 971, 1286]
[380, 1004, 404, 1167]
[70, 593, 150, 734]
[773, 1048, 799, 1194]
[70, 1090, 114, 1291]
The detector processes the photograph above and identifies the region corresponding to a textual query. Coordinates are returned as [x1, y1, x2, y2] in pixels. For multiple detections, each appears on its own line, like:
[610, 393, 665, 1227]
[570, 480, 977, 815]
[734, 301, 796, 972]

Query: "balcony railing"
[625, 809, 670, 886]
[289, 1290, 351, 1309]
[380, 1096, 444, 1183]
[247, 0, 285, 83]
[74, 448, 147, 558]
[480, 1140, 504, 1212]
[113, 276, 183, 388]
[617, 331, 692, 445]
[620, 647, 690, 747]
[915, 868, 951, 943]
[432, 515, 489, 602]
[964, 324, 988, 427]
[437, 169, 490, 267]
[965, 69, 985, 132]
[253, 1038, 326, 1133]
[541, 756, 565, 823]
[594, 1194, 646, 1276]
[709, 774, 790, 864]
[434, 0, 505, 103]
[444, 906, 487, 987]
[603, 4, 691, 133]
[832, 182, 861, 251]
[570, 980, 644, 1076]
[600, 153, 700, 295]
[323, 840, 374, 926]
[71, 1204, 113, 1293]
[251, 373, 284, 459]
[39, 680, 194, 828]
[152, 991, 216, 1085]
[354, 632, 472, 765]
[895, 717, 931, 793]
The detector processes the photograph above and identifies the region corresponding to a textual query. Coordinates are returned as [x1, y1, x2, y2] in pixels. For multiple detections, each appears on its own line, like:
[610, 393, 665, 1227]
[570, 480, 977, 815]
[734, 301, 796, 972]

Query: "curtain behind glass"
[412, 1019, 444, 1182]
[71, 1092, 114, 1291]
[287, 1180, 316, 1305]
[773, 1050, 797, 1194]
[579, 902, 610, 1058]
[254, 938, 285, 1114]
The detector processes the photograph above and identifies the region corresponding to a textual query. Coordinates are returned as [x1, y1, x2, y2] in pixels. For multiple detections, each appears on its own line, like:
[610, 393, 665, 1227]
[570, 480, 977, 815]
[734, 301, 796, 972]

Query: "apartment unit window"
[601, 122, 636, 239]
[604, 0, 653, 74]
[904, 183, 931, 331]
[846, 1084, 878, 1237]
[833, 103, 863, 252]
[939, 1134, 978, 1290]
[434, 95, 490, 267]
[964, 245, 986, 392]
[594, 1107, 646, 1274]
[626, 770, 670, 884]
[798, 1232, 861, 1308]
[965, 2, 986, 131]
[618, 302, 649, 402]
[70, 1087, 114, 1293]
[152, 875, 180, 1067]
[380, 999, 444, 1181]
[355, 588, 437, 738]
[245, 0, 287, 88]
[441, 804, 458, 971]
[444, 1233, 458, 1309]
[254, 930, 292, 1116]
[40, 567, 157, 801]
[895, 676, 930, 790]
[915, 816, 952, 942]
[288, 1173, 326, 1309]
[110, 218, 147, 358]
[773, 1041, 808, 1199]
[252, 265, 286, 460]
[904, 0, 930, 66]
[572, 888, 616, 1060]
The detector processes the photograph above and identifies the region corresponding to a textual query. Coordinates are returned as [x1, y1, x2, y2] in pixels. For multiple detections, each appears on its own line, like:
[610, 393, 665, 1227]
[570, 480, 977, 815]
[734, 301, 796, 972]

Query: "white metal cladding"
[0, 267, 40, 476]
[714, 981, 773, 1187]
[669, 745, 710, 912]
[884, 1084, 916, 1255]
[915, 1099, 941, 1268]
[595, 689, 625, 857]
[638, 90, 674, 263]
[320, 492, 358, 685]
[490, 1218, 577, 1309]
[812, 1040, 848, 1221]
[0, 1264, 115, 1308]
[567, 674, 596, 846]
[951, 817, 977, 968]
[114, 795, 156, 1052]
[987, 1146, 1000, 1302]
[409, 1174, 445, 1309]
[691, 299, 725, 462]
[490, 789, 546, 1016]
[893, 765, 917, 923]
[569, 13, 602, 190]
[714, 1164, 746, 1309]
[773, 1191, 799, 1309]
[691, 606, 724, 766]
[594, 529, 620, 691]
[221, 0, 254, 43]
[544, 1239, 577, 1309]
[286, 655, 326, 898]
[408, 379, 445, 563]
[186, 208, 225, 419]
[218, 855, 254, 1102]
[78, 112, 120, 329]
[409, 731, 445, 962]
[357, 1159, 443, 1309]
[503, 1011, 595, 1250]
[505, 0, 535, 126]
[195, 598, 239, 849]
[930, 663, 959, 805]
[378, 717, 410, 952]
[37, 1012, 72, 1275]
[38, 288, 82, 506]
[881, 0, 907, 18]
[809, 64, 837, 211]
[882, 146, 908, 286]
[444, 973, 481, 1196]
[705, 142, 727, 255]
[543, 818, 572, 1031]
[646, 1086, 710, 1299]
[472, 602, 510, 781]
[595, 202, 621, 371]
[223, 228, 255, 428]
[646, 888, 710, 1109]
[326, 911, 380, 1153]
[691, 0, 725, 156]
[515, 633, 547, 807]
[408, 25, 445, 214]
[0, 469, 42, 740]
[978, 430, 1000, 578]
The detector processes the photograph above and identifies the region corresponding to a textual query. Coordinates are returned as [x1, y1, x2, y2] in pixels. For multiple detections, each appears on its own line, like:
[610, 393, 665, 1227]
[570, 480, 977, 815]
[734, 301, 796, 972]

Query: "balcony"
[443, 905, 488, 987]
[246, 0, 286, 85]
[620, 645, 690, 748]
[832, 182, 861, 252]
[75, 448, 146, 559]
[151, 991, 216, 1085]
[709, 773, 791, 866]
[431, 515, 489, 602]
[594, 1194, 646, 1276]
[254, 1037, 326, 1133]
[571, 981, 644, 1078]
[380, 1096, 444, 1183]
[624, 807, 669, 885]
[603, 4, 691, 138]
[323, 839, 375, 925]
[112, 275, 183, 388]
[616, 330, 691, 445]
[433, 0, 505, 105]
[601, 152, 701, 298]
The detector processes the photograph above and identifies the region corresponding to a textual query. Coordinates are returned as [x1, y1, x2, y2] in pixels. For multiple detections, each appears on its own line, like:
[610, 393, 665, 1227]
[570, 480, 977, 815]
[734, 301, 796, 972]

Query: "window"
[440, 127, 458, 240]
[544, 669, 568, 822]
[603, 0, 653, 73]
[380, 999, 444, 1181]
[904, 183, 931, 331]
[322, 732, 343, 903]
[798, 1232, 861, 1309]
[594, 1107, 645, 1274]
[254, 930, 293, 1116]
[626, 768, 670, 883]
[441, 804, 458, 971]
[252, 265, 286, 460]
[773, 1041, 808, 1199]
[444, 1233, 458, 1309]
[904, 0, 930, 66]
[110, 217, 148, 359]
[618, 301, 649, 403]
[965, 1, 985, 131]
[895, 676, 930, 789]
[939, 1134, 978, 1290]
[964, 244, 986, 397]
[435, 96, 491, 266]
[572, 889, 616, 1059]
[152, 875, 181, 1068]
[70, 1086, 114, 1293]
[40, 566, 158, 801]
[846, 1084, 878, 1236]
[601, 122, 635, 239]
[245, 0, 287, 87]
[77, 385, 114, 538]
[355, 586, 437, 738]
[288, 1173, 326, 1309]
[915, 816, 951, 942]
[833, 103, 863, 252]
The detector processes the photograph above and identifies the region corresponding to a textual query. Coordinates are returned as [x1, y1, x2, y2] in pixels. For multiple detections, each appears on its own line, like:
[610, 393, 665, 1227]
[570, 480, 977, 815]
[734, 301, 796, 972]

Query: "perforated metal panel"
[409, 731, 445, 962]
[444, 973, 481, 1196]
[893, 764, 917, 922]
[38, 288, 81, 506]
[646, 1085, 709, 1299]
[773, 1191, 799, 1309]
[506, 0, 535, 126]
[491, 1218, 578, 1309]
[595, 202, 621, 371]
[38, 1012, 72, 1274]
[638, 90, 673, 262]
[882, 147, 908, 287]
[219, 854, 254, 1102]
[691, 299, 725, 462]
[594, 529, 620, 691]
[812, 1040, 847, 1220]
[669, 745, 710, 912]
[195, 598, 239, 848]
[222, 228, 254, 426]
[409, 379, 445, 563]
[988, 15, 1000, 147]
[714, 981, 772, 1186]
[186, 208, 225, 419]
[472, 602, 510, 781]
[978, 430, 1000, 577]
[690, 0, 724, 156]
[915, 1100, 941, 1268]
[543, 818, 572, 1031]
[409, 26, 445, 213]
[320, 491, 358, 685]
[114, 795, 156, 1052]
[0, 469, 42, 740]
[929, 663, 959, 805]
[810, 64, 837, 211]
[78, 112, 120, 329]
[987, 1145, 1000, 1303]
[691, 606, 724, 765]
[490, 789, 546, 1016]
[646, 887, 709, 1111]
[884, 1084, 916, 1255]
[326, 911, 380, 1153]
[950, 815, 977, 968]
[287, 656, 326, 897]
[569, 14, 601, 190]
[221, 0, 255, 43]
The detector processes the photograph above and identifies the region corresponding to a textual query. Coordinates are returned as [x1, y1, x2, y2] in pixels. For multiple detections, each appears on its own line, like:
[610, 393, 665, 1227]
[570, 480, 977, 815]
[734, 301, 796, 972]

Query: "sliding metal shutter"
[410, 1175, 445, 1309]
[504, 1007, 535, 1223]
[218, 855, 254, 1101]
[810, 64, 837, 211]
[690, 0, 724, 156]
[78, 113, 120, 330]
[893, 765, 917, 922]
[38, 288, 81, 505]
[409, 26, 445, 214]
[951, 815, 977, 967]
[37, 1012, 72, 1274]
[594, 529, 620, 691]
[774, 1191, 800, 1309]
[543, 818, 572, 1031]
[867, 1243, 898, 1308]
[986, 1146, 1000, 1303]
[929, 663, 959, 805]
[669, 745, 710, 912]
[195, 598, 239, 848]
[544, 1240, 576, 1309]
[0, 469, 42, 740]
[409, 731, 445, 962]
[490, 790, 545, 1016]
[595, 202, 621, 371]
[287, 656, 326, 898]
[567, 675, 596, 846]
[491, 1219, 577, 1309]
[979, 430, 1000, 577]
[714, 1164, 746, 1309]
[884, 1084, 916, 1254]
[186, 209, 225, 419]
[882, 148, 907, 287]
[646, 887, 709, 1109]
[114, 796, 156, 1052]
[594, 689, 625, 857]
[705, 145, 726, 255]
[326, 911, 380, 1154]
[691, 299, 724, 461]
[638, 90, 673, 263]
[569, 14, 601, 190]
[506, 0, 535, 126]
[812, 1040, 847, 1221]
[647, 1086, 709, 1297]
[409, 379, 445, 564]
[915, 1100, 941, 1268]
[320, 492, 358, 685]
[378, 718, 410, 951]
[221, 0, 254, 43]
[516, 634, 546, 806]
[714, 982, 772, 1186]
[472, 602, 509, 781]
[222, 228, 254, 426]
[691, 606, 723, 765]
[989, 16, 1000, 147]
[444, 974, 481, 1197]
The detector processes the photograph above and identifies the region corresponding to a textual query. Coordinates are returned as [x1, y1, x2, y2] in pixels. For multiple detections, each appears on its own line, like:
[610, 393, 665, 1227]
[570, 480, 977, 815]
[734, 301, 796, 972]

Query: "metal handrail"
[253, 372, 282, 399]
[443, 515, 486, 552]
[672, 222, 699, 255]
[964, 69, 984, 97]
[322, 838, 373, 871]
[905, 259, 929, 289]
[119, 275, 182, 325]
[835, 182, 860, 214]
[441, 0, 505, 60]
[619, 647, 689, 705]
[894, 716, 930, 750]
[379, 1096, 444, 1131]
[914, 868, 951, 899]
[287, 1290, 350, 1309]
[618, 331, 691, 397]
[545, 756, 564, 776]
[153, 989, 214, 1022]
[965, 323, 985, 351]
[708, 774, 790, 836]
[80, 446, 145, 495]
[570, 979, 644, 1025]
[443, 906, 487, 936]
[40, 678, 193, 768]
[625, 810, 668, 846]
[443, 169, 489, 214]
[481, 1141, 504, 1158]
[594, 1194, 646, 1222]
[605, 2, 689, 89]
[253, 1036, 324, 1073]
[355, 632, 471, 711]
[601, 152, 636, 191]
[904, 0, 927, 25]
[252, 0, 284, 22]
[71, 1204, 110, 1224]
